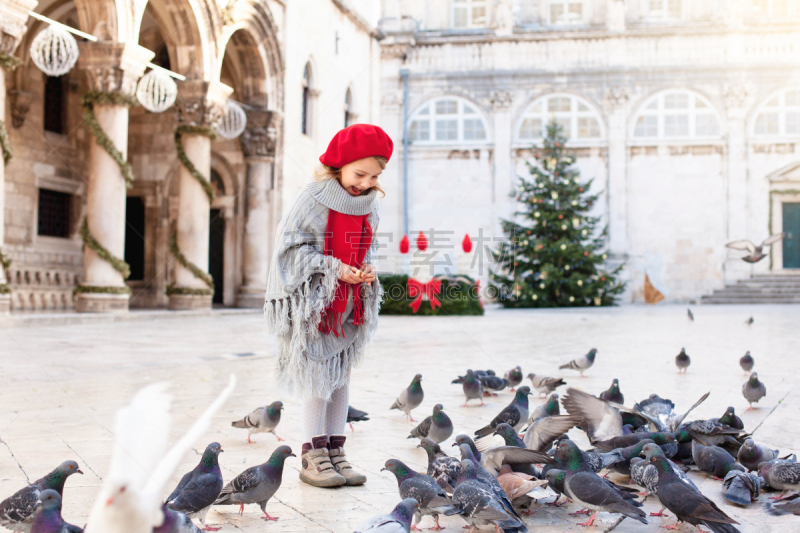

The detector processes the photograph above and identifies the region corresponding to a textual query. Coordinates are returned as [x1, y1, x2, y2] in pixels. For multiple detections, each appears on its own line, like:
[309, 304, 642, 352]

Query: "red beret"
[319, 124, 393, 168]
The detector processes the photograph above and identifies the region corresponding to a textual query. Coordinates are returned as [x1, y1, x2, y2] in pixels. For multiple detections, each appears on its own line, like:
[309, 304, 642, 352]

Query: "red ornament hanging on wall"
[416, 231, 428, 251]
[462, 233, 473, 253]
[399, 234, 410, 254]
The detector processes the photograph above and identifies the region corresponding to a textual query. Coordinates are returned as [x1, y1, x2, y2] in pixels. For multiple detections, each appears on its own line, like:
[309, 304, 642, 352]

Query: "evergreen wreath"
[0, 119, 12, 165]
[0, 53, 22, 71]
[82, 91, 138, 188]
[79, 218, 131, 280]
[167, 230, 214, 296]
[0, 247, 11, 294]
[174, 125, 217, 203]
[73, 284, 131, 296]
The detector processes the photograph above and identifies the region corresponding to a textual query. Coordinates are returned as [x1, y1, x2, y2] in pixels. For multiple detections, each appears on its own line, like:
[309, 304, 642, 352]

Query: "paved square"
[0, 304, 798, 532]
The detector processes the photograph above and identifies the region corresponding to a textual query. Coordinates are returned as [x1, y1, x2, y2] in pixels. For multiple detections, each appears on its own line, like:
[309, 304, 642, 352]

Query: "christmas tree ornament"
[217, 100, 247, 139]
[462, 233, 472, 253]
[569, 296, 575, 302]
[561, 225, 567, 230]
[577, 280, 583, 286]
[416, 231, 428, 251]
[30, 25, 79, 76]
[399, 234, 410, 253]
[136, 69, 178, 113]
[560, 244, 566, 250]
[539, 283, 545, 289]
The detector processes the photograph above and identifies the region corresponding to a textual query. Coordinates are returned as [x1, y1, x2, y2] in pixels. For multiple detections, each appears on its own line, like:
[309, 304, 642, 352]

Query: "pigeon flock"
[1, 339, 796, 533]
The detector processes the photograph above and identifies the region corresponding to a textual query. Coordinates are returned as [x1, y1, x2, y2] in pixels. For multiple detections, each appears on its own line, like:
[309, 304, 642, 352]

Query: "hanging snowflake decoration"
[216, 100, 247, 139]
[30, 25, 79, 76]
[136, 69, 178, 113]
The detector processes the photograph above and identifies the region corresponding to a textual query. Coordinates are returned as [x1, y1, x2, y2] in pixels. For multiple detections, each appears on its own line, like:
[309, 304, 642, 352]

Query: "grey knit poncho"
[264, 178, 383, 400]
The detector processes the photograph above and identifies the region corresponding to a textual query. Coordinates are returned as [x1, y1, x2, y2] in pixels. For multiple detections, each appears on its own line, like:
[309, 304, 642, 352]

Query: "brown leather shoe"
[328, 435, 366, 486]
[299, 435, 347, 488]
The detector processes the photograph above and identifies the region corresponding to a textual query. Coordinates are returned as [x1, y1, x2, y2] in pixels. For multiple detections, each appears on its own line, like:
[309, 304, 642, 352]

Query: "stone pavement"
[0, 304, 798, 532]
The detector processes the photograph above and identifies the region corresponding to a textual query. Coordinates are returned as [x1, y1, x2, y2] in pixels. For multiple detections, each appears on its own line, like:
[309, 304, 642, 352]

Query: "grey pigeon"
[759, 459, 800, 493]
[746, 316, 754, 325]
[713, 406, 744, 431]
[166, 442, 224, 530]
[764, 492, 800, 516]
[558, 348, 596, 377]
[230, 400, 284, 443]
[408, 404, 453, 444]
[522, 414, 583, 451]
[641, 443, 698, 491]
[391, 374, 424, 421]
[675, 348, 690, 373]
[544, 469, 567, 506]
[743, 372, 766, 409]
[722, 471, 764, 506]
[417, 439, 460, 493]
[479, 375, 509, 396]
[454, 442, 527, 513]
[460, 370, 484, 407]
[598, 378, 624, 404]
[504, 366, 524, 391]
[449, 459, 527, 533]
[687, 308, 694, 321]
[630, 458, 656, 495]
[726, 233, 784, 263]
[561, 387, 629, 443]
[528, 392, 560, 423]
[0, 460, 82, 533]
[684, 419, 746, 448]
[347, 405, 369, 432]
[474, 387, 531, 437]
[381, 459, 454, 530]
[154, 504, 203, 533]
[692, 440, 745, 479]
[526, 373, 565, 397]
[738, 438, 779, 471]
[739, 351, 754, 374]
[634, 391, 709, 432]
[354, 498, 419, 533]
[29, 490, 82, 533]
[213, 445, 294, 520]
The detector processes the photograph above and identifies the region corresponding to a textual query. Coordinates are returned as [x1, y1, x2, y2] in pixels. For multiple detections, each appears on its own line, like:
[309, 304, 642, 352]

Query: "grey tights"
[302, 371, 350, 442]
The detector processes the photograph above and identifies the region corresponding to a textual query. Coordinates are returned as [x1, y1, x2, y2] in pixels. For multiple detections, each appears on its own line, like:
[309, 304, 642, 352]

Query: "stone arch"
[628, 87, 724, 141]
[407, 93, 493, 145]
[513, 91, 606, 145]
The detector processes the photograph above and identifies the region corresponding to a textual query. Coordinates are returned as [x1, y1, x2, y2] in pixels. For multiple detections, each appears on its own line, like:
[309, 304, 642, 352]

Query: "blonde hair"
[313, 156, 387, 198]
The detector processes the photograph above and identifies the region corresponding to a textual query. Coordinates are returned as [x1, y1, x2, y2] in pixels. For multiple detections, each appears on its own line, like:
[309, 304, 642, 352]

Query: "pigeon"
[714, 406, 744, 431]
[738, 439, 780, 471]
[474, 387, 531, 437]
[408, 404, 453, 444]
[603, 439, 661, 477]
[230, 400, 284, 444]
[504, 366, 524, 391]
[452, 370, 495, 383]
[554, 440, 647, 527]
[692, 441, 745, 479]
[634, 392, 710, 432]
[83, 376, 236, 533]
[764, 492, 800, 516]
[684, 419, 746, 448]
[522, 415, 583, 452]
[743, 372, 766, 409]
[758, 459, 800, 493]
[417, 439, 460, 493]
[687, 308, 694, 321]
[0, 461, 83, 533]
[381, 459, 454, 530]
[726, 233, 785, 263]
[746, 316, 754, 325]
[166, 443, 225, 531]
[453, 435, 482, 461]
[29, 490, 83, 533]
[347, 406, 370, 431]
[528, 392, 560, 423]
[558, 348, 596, 377]
[496, 465, 549, 510]
[466, 440, 554, 478]
[675, 348, 691, 373]
[641, 443, 698, 491]
[480, 375, 509, 396]
[739, 351, 754, 374]
[153, 504, 203, 533]
[391, 374, 424, 421]
[354, 498, 419, 533]
[594, 430, 680, 453]
[648, 454, 741, 532]
[598, 378, 624, 404]
[560, 387, 630, 443]
[544, 469, 568, 506]
[460, 370, 484, 407]
[449, 459, 527, 533]
[722, 470, 764, 506]
[526, 374, 565, 397]
[213, 445, 294, 521]
[629, 458, 655, 495]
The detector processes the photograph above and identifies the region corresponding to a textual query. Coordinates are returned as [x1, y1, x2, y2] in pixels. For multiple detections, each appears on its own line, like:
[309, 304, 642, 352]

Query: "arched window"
[516, 94, 604, 143]
[44, 76, 66, 134]
[210, 168, 225, 197]
[301, 63, 311, 135]
[344, 88, 353, 127]
[408, 96, 489, 144]
[754, 88, 800, 137]
[632, 90, 721, 140]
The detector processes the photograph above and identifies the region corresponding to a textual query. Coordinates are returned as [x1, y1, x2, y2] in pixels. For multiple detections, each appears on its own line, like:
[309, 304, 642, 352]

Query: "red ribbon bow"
[407, 278, 442, 313]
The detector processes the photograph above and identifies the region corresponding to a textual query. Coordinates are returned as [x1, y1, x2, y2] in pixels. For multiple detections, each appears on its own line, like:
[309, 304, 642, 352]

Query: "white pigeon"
[84, 375, 236, 533]
[725, 233, 785, 263]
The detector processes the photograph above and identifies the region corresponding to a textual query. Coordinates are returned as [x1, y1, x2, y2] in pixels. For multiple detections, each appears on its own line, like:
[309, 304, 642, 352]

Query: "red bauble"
[399, 234, 410, 254]
[462, 233, 473, 253]
[558, 214, 563, 219]
[416, 231, 428, 251]
[601, 276, 606, 281]
[583, 251, 589, 257]
[579, 187, 584, 192]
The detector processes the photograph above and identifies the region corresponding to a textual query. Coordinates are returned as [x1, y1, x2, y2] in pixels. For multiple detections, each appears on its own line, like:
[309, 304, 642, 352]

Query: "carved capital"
[175, 79, 233, 128]
[380, 92, 403, 108]
[489, 90, 513, 110]
[240, 108, 279, 158]
[0, 0, 38, 56]
[9, 89, 35, 128]
[604, 86, 629, 109]
[723, 84, 747, 109]
[78, 42, 154, 95]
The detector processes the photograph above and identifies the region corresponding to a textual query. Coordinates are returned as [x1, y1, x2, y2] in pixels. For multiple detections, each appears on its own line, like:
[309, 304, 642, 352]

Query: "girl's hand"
[357, 263, 377, 283]
[339, 264, 363, 284]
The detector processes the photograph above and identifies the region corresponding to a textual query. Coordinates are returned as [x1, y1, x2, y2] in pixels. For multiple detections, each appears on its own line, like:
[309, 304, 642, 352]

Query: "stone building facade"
[0, 0, 381, 312]
[378, 0, 800, 302]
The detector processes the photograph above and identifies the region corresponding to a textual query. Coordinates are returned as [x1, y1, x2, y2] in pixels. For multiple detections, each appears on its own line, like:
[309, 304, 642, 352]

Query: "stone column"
[236, 108, 278, 308]
[74, 43, 154, 313]
[604, 87, 631, 299]
[0, 0, 38, 314]
[723, 84, 750, 282]
[168, 81, 231, 310]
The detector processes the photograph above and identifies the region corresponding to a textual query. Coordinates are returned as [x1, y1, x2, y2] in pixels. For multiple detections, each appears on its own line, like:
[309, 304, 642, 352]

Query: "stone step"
[712, 287, 800, 294]
[701, 295, 800, 303]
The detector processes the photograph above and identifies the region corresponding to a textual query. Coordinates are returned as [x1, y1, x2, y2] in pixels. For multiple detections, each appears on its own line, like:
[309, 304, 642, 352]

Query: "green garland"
[0, 119, 12, 165]
[79, 218, 131, 279]
[82, 91, 138, 188]
[0, 248, 10, 274]
[174, 125, 217, 203]
[168, 230, 214, 296]
[0, 53, 22, 71]
[73, 285, 131, 296]
[0, 284, 10, 295]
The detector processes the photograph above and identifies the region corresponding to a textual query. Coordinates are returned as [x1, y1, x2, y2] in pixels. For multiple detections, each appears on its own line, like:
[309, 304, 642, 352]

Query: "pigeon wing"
[219, 466, 263, 497]
[671, 392, 710, 430]
[0, 485, 40, 524]
[410, 416, 433, 439]
[168, 473, 222, 513]
[726, 240, 756, 253]
[762, 233, 785, 247]
[562, 388, 623, 443]
[524, 415, 583, 451]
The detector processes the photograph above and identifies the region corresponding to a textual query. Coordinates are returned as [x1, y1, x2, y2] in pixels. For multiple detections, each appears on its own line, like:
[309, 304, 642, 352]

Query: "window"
[408, 97, 489, 144]
[751, 0, 800, 17]
[632, 90, 721, 140]
[344, 88, 353, 128]
[754, 89, 800, 137]
[44, 76, 65, 134]
[452, 0, 487, 28]
[519, 0, 540, 25]
[301, 63, 311, 135]
[646, 0, 682, 20]
[210, 169, 226, 197]
[37, 189, 71, 238]
[548, 0, 583, 25]
[517, 94, 603, 143]
[125, 197, 145, 281]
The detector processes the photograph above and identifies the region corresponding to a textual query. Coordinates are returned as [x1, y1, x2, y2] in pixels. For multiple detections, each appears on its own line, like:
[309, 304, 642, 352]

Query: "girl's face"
[339, 157, 383, 196]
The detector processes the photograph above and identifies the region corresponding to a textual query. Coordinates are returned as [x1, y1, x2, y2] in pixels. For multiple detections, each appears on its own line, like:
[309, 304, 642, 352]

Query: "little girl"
[264, 123, 392, 488]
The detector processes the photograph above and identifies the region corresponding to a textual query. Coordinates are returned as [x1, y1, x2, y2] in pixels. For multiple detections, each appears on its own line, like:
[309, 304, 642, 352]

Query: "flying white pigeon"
[725, 233, 785, 263]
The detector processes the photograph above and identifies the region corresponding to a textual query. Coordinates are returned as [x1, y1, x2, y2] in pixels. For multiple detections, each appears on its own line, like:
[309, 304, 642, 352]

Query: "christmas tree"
[490, 121, 625, 307]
